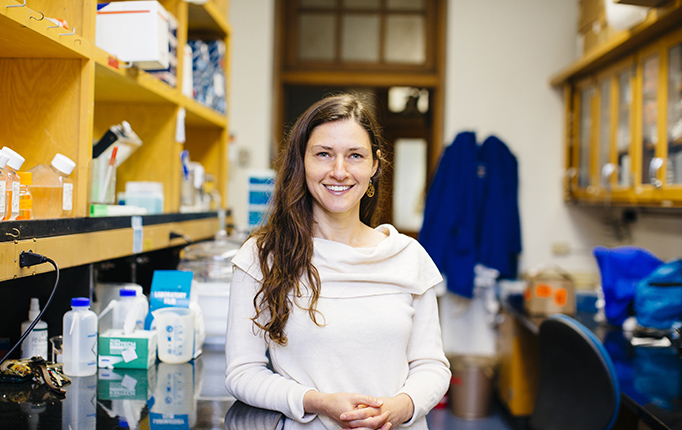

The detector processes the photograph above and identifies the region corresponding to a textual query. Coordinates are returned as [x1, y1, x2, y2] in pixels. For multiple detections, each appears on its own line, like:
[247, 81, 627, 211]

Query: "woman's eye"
[317, 152, 329, 157]
[350, 153, 363, 159]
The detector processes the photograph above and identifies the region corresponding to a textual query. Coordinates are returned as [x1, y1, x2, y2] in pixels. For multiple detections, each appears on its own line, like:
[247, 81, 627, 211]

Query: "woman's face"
[304, 120, 378, 221]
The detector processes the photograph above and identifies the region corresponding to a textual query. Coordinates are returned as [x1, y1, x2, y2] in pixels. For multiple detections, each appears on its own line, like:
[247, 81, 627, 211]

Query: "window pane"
[343, 0, 380, 9]
[385, 15, 425, 64]
[578, 86, 594, 188]
[667, 43, 682, 184]
[642, 54, 658, 185]
[393, 138, 427, 231]
[617, 68, 633, 187]
[599, 79, 612, 188]
[341, 14, 380, 62]
[300, 0, 336, 9]
[387, 0, 425, 10]
[298, 14, 336, 61]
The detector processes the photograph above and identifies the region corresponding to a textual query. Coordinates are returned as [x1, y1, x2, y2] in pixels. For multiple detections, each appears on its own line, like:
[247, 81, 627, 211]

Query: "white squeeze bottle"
[113, 288, 136, 331]
[0, 152, 9, 220]
[29, 153, 76, 219]
[63, 297, 98, 377]
[20, 298, 48, 360]
[0, 147, 25, 220]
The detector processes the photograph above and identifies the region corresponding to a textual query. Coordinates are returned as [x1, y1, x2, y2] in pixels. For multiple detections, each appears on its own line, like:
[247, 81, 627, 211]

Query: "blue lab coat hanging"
[420, 131, 522, 297]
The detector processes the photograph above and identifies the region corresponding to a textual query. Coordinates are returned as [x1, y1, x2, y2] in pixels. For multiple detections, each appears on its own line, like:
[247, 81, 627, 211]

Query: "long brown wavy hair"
[251, 93, 387, 345]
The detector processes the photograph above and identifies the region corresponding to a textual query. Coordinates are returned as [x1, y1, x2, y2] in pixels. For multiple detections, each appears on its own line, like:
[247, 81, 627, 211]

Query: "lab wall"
[228, 0, 682, 279]
[227, 0, 275, 231]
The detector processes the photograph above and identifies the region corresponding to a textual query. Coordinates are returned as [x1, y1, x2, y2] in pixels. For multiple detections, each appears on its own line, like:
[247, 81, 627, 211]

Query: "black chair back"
[529, 314, 620, 430]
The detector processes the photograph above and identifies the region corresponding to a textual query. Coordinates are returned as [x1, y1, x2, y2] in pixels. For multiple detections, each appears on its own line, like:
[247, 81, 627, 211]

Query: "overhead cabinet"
[555, 1, 682, 206]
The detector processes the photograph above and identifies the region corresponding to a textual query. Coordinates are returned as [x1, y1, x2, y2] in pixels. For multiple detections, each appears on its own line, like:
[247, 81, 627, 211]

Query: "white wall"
[228, 1, 275, 229]
[229, 0, 682, 277]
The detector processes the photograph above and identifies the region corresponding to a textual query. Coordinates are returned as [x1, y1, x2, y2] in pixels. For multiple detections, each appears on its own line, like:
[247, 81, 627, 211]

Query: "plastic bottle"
[0, 152, 9, 221]
[29, 153, 76, 219]
[62, 297, 98, 377]
[16, 171, 33, 220]
[20, 298, 48, 360]
[0, 147, 25, 220]
[113, 288, 136, 331]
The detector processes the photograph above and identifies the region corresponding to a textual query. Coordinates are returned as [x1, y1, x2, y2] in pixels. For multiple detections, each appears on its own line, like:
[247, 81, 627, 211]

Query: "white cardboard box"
[96, 1, 170, 70]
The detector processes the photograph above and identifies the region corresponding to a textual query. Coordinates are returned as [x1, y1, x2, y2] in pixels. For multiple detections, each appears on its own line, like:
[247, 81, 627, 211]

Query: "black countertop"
[0, 345, 281, 430]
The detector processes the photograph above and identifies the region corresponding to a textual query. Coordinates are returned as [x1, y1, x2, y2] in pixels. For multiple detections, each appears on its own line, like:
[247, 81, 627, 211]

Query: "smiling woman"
[225, 93, 451, 430]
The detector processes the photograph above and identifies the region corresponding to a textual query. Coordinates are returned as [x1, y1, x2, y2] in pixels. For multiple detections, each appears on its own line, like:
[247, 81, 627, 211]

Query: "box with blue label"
[99, 329, 157, 369]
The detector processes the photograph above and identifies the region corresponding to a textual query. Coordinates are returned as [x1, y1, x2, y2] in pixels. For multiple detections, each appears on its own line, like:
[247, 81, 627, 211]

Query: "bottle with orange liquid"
[0, 152, 9, 221]
[0, 147, 25, 220]
[16, 171, 33, 220]
[29, 153, 76, 219]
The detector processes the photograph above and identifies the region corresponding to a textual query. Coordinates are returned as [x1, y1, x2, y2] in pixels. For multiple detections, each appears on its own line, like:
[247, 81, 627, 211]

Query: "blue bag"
[593, 246, 663, 327]
[635, 259, 682, 330]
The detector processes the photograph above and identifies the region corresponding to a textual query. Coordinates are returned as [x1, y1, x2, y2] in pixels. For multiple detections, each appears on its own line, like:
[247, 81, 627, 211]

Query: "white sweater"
[225, 224, 451, 429]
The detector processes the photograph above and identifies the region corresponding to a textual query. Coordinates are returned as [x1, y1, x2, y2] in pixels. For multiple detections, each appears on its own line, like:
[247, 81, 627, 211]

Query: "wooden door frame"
[271, 0, 448, 190]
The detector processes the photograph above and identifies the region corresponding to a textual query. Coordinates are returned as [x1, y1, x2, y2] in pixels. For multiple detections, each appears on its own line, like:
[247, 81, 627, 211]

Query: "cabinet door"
[639, 48, 663, 191]
[575, 81, 597, 195]
[616, 66, 635, 190]
[665, 33, 682, 187]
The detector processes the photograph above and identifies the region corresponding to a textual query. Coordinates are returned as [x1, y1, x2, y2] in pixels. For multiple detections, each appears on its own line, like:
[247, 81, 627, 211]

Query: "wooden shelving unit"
[0, 0, 230, 279]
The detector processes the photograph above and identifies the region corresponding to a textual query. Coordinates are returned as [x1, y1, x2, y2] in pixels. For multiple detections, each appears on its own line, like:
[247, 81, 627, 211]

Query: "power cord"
[0, 251, 60, 366]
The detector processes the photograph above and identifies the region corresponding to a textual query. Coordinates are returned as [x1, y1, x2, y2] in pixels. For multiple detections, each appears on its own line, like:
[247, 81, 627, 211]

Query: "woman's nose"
[330, 158, 349, 179]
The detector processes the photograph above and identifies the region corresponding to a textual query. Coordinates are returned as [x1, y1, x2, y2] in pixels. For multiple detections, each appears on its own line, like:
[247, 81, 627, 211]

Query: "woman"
[225, 93, 450, 430]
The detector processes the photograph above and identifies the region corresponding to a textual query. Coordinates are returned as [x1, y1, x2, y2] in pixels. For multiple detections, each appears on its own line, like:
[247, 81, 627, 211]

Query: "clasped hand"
[303, 391, 414, 430]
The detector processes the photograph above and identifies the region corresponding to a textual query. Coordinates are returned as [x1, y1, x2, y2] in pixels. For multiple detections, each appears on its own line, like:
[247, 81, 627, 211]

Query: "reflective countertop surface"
[0, 344, 250, 430]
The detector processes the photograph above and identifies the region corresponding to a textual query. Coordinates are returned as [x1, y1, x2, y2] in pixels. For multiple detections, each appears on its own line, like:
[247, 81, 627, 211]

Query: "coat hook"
[6, 0, 27, 8]
[5, 228, 20, 238]
[60, 27, 75, 36]
[29, 10, 44, 21]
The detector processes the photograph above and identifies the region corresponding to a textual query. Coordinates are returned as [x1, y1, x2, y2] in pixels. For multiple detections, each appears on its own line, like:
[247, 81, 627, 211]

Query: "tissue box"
[96, 1, 170, 70]
[99, 329, 157, 369]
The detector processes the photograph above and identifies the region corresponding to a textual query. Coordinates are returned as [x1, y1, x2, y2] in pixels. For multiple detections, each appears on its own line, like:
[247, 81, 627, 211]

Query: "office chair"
[529, 314, 620, 430]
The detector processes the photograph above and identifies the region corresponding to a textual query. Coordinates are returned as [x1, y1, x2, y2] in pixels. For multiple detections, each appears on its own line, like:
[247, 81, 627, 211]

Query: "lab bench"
[499, 295, 682, 430]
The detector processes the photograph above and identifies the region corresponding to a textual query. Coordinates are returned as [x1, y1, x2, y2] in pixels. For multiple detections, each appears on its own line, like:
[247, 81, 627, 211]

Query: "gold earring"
[366, 180, 375, 198]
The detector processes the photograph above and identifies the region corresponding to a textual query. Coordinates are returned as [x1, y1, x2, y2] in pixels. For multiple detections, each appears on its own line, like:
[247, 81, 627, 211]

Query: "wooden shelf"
[0, 2, 91, 59]
[0, 213, 220, 282]
[551, 0, 682, 86]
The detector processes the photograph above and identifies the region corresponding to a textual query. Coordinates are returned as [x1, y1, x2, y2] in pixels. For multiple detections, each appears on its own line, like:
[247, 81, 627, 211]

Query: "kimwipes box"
[99, 329, 157, 369]
[523, 268, 576, 316]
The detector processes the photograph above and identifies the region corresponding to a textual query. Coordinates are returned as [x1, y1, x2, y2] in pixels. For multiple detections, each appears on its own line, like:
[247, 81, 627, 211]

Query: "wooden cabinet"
[0, 0, 230, 278]
[555, 1, 682, 206]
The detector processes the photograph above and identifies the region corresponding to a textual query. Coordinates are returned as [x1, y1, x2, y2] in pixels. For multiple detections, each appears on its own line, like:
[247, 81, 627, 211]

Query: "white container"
[153, 307, 194, 364]
[112, 288, 149, 333]
[63, 297, 98, 376]
[20, 298, 48, 360]
[123, 181, 164, 214]
[96, 1, 170, 70]
[1, 147, 25, 220]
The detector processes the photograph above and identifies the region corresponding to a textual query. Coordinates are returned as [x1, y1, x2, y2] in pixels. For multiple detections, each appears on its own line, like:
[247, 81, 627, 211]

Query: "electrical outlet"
[551, 241, 570, 256]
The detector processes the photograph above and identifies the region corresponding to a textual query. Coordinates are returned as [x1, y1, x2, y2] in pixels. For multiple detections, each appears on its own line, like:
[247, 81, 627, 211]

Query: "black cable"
[0, 252, 60, 366]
